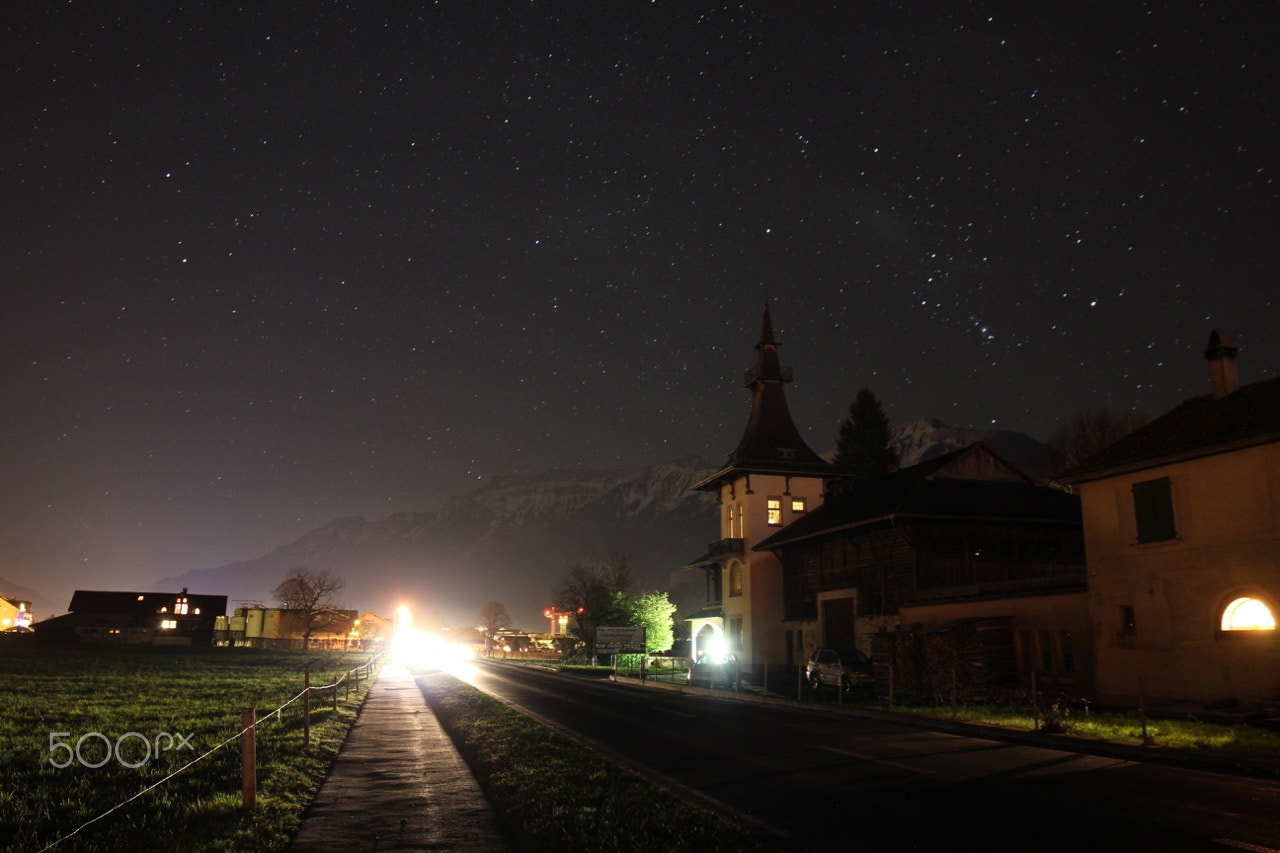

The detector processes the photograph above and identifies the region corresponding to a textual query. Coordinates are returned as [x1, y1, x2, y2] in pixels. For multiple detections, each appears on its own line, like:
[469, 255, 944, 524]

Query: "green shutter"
[1132, 477, 1176, 543]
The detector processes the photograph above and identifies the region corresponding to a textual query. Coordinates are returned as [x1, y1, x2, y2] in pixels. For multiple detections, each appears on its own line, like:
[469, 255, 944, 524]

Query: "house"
[1, 595, 33, 631]
[220, 605, 359, 649]
[35, 589, 227, 646]
[1061, 332, 1280, 708]
[684, 306, 838, 678]
[352, 610, 393, 649]
[684, 306, 1089, 695]
[756, 444, 1091, 698]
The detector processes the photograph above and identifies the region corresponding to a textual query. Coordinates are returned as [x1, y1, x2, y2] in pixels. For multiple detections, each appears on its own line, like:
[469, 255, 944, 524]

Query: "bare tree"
[477, 601, 513, 654]
[1047, 408, 1147, 478]
[272, 566, 345, 650]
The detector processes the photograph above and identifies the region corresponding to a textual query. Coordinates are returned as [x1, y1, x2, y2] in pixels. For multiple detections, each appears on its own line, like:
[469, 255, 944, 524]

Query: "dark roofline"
[1061, 430, 1280, 484]
[754, 509, 1082, 551]
[1059, 375, 1280, 484]
[689, 460, 837, 492]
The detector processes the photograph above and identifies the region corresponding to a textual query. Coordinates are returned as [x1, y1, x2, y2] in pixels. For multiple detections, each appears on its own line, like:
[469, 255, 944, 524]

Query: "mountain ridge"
[149, 421, 1051, 629]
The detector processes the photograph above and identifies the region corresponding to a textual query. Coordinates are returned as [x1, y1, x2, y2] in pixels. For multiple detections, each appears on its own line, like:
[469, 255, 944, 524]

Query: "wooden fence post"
[241, 707, 256, 811]
[303, 664, 311, 750]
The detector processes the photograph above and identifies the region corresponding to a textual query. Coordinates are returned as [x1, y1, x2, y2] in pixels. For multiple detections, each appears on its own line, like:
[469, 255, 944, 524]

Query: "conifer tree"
[833, 387, 899, 478]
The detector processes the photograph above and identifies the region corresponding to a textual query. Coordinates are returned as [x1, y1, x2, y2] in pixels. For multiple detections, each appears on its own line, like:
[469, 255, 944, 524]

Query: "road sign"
[595, 626, 646, 653]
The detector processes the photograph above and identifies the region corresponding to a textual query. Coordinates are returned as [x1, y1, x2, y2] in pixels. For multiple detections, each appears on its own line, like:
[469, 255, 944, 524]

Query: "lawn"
[0, 642, 378, 852]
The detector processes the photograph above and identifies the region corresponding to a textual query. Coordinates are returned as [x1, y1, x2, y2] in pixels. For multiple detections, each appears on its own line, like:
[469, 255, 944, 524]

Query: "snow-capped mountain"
[151, 423, 1051, 631]
[153, 456, 720, 630]
[891, 417, 1053, 479]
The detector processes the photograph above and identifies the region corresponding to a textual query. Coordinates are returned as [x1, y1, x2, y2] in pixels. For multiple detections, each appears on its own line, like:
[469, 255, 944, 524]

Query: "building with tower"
[684, 306, 837, 679]
[686, 306, 1090, 697]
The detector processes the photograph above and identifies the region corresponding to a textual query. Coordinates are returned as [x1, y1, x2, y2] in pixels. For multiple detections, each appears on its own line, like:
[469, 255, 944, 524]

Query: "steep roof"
[68, 589, 228, 614]
[692, 306, 834, 490]
[1061, 375, 1280, 483]
[754, 444, 1080, 550]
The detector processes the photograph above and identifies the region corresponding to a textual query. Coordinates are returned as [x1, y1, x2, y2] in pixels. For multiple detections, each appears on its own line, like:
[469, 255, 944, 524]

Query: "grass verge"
[1, 642, 378, 852]
[892, 701, 1280, 758]
[416, 671, 785, 852]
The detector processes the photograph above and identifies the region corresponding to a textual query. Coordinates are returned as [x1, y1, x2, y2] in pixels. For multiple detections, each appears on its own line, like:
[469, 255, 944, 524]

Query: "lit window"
[175, 598, 189, 615]
[791, 497, 806, 513]
[767, 497, 782, 525]
[160, 619, 178, 630]
[1221, 597, 1276, 632]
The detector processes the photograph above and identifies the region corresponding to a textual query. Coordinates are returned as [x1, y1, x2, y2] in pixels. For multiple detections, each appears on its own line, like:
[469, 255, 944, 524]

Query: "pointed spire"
[758, 303, 777, 346]
[748, 304, 788, 387]
[727, 306, 830, 471]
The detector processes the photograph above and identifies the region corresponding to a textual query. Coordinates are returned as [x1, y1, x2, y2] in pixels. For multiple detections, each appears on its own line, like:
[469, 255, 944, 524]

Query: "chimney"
[1203, 330, 1240, 398]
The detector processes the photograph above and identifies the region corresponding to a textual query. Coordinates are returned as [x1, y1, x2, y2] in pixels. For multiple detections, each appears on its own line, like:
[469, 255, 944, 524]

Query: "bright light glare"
[706, 636, 728, 661]
[391, 628, 476, 680]
[1222, 597, 1276, 631]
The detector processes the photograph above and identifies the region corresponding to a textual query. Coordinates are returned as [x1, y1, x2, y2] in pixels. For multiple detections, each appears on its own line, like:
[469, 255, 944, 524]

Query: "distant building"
[218, 605, 359, 649]
[35, 588, 227, 646]
[1062, 332, 1280, 708]
[1, 595, 33, 631]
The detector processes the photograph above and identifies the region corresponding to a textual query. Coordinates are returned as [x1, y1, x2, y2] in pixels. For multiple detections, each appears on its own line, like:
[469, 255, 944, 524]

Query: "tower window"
[729, 563, 743, 597]
[791, 497, 806, 513]
[767, 497, 782, 525]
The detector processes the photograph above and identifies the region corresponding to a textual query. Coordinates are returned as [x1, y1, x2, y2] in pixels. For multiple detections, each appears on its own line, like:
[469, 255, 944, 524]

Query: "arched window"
[729, 562, 743, 597]
[1221, 597, 1277, 632]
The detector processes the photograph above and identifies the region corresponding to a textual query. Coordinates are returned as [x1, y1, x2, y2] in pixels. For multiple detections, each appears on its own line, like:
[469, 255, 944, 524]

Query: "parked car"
[805, 647, 873, 693]
[686, 653, 740, 689]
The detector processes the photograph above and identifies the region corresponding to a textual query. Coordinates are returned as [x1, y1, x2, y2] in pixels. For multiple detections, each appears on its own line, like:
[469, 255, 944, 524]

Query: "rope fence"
[38, 652, 386, 852]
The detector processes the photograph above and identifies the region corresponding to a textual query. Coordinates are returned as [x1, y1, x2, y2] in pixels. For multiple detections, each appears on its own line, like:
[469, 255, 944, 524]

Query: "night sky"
[3, 3, 1275, 617]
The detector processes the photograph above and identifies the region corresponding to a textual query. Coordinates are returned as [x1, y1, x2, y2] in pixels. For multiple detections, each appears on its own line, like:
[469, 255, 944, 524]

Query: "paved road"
[466, 660, 1280, 852]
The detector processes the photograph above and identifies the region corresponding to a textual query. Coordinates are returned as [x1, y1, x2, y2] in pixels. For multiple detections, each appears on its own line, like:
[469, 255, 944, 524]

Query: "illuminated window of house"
[767, 497, 782, 525]
[791, 497, 806, 513]
[160, 619, 178, 630]
[1221, 597, 1277, 632]
[729, 563, 743, 597]
[1132, 477, 1176, 543]
[175, 597, 189, 615]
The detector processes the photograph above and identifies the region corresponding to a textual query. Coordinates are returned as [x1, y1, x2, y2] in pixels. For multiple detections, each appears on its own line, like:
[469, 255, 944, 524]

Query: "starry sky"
[2, 2, 1276, 617]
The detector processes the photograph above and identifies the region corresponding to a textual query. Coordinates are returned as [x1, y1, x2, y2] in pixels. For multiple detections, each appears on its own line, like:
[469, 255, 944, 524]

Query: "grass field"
[0, 641, 378, 852]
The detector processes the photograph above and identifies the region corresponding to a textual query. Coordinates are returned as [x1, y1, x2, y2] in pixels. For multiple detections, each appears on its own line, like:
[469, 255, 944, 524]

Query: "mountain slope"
[153, 456, 719, 629]
[891, 417, 1052, 479]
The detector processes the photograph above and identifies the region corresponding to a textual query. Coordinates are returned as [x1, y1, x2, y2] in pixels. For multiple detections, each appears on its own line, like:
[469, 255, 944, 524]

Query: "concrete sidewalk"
[288, 663, 510, 851]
